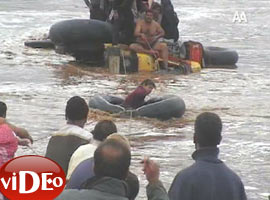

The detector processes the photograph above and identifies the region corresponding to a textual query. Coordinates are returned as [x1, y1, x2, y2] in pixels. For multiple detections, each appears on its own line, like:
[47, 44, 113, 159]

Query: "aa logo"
[0, 155, 66, 200]
[233, 11, 248, 23]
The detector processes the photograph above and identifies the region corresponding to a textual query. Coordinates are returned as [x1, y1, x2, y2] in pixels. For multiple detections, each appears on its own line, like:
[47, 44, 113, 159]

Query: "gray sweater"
[169, 147, 247, 200]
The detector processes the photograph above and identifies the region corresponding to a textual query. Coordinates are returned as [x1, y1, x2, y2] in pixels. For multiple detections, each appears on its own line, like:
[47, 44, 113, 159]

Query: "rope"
[144, 39, 161, 70]
[27, 145, 38, 155]
[128, 110, 133, 133]
[121, 50, 127, 75]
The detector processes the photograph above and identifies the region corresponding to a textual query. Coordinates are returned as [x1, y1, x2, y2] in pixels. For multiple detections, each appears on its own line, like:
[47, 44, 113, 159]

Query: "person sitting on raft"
[129, 9, 169, 69]
[122, 79, 156, 109]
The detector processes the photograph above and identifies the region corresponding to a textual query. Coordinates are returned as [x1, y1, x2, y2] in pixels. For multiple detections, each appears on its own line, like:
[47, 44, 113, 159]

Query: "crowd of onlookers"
[0, 95, 248, 199]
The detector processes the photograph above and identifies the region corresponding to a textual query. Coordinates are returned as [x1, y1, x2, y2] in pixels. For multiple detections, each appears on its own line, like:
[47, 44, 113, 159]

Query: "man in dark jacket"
[169, 112, 247, 200]
[111, 0, 135, 45]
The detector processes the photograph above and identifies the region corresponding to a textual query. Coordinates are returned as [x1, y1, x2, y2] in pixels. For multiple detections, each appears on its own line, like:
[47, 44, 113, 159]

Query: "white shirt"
[66, 139, 101, 180]
[52, 124, 92, 141]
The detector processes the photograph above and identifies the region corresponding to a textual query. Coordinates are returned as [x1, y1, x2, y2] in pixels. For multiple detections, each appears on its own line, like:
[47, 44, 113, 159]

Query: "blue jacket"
[169, 147, 247, 200]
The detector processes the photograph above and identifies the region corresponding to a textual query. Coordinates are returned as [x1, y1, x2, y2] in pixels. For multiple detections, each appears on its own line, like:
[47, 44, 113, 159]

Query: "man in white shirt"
[45, 96, 92, 175]
[66, 120, 117, 180]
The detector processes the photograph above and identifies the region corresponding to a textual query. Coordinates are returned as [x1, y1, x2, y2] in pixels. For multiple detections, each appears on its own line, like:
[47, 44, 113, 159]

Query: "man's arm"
[134, 20, 143, 38]
[143, 158, 169, 200]
[6, 122, 33, 144]
[156, 23, 165, 38]
[150, 22, 165, 42]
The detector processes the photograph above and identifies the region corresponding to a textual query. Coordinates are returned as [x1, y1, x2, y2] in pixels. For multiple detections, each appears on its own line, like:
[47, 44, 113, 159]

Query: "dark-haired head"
[140, 79, 156, 89]
[145, 9, 154, 14]
[0, 101, 7, 118]
[65, 96, 89, 126]
[92, 120, 117, 141]
[144, 9, 154, 23]
[194, 112, 222, 147]
[94, 139, 131, 180]
[151, 2, 161, 11]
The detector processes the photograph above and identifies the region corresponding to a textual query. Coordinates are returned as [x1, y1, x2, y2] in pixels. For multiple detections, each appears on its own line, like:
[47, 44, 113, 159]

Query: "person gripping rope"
[122, 79, 156, 109]
[0, 101, 33, 144]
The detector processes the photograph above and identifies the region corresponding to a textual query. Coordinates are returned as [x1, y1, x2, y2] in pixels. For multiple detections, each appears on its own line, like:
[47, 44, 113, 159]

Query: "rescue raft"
[89, 94, 186, 120]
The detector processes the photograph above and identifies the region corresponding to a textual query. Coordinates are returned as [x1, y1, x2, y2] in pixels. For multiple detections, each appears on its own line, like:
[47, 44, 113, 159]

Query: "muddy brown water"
[0, 0, 269, 199]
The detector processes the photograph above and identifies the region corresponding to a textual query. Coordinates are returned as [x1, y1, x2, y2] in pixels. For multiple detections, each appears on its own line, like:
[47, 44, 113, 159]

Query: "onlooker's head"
[107, 133, 131, 150]
[106, 134, 137, 199]
[65, 96, 89, 127]
[94, 139, 131, 180]
[194, 112, 222, 148]
[91, 120, 117, 141]
[140, 79, 156, 94]
[0, 101, 7, 118]
[144, 9, 154, 23]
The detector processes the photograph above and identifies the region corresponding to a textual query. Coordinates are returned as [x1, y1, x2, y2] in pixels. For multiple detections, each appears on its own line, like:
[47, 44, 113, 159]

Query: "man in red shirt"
[122, 79, 156, 109]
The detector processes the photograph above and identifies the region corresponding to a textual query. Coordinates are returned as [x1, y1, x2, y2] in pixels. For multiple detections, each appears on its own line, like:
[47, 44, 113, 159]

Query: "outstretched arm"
[6, 122, 33, 144]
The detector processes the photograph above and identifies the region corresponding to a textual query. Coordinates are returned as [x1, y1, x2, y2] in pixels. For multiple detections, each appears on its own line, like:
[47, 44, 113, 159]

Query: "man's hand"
[140, 33, 148, 42]
[142, 157, 160, 184]
[18, 138, 31, 147]
[149, 50, 159, 58]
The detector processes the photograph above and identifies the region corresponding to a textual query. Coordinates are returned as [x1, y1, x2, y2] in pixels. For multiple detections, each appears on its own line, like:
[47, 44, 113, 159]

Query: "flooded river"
[0, 0, 269, 199]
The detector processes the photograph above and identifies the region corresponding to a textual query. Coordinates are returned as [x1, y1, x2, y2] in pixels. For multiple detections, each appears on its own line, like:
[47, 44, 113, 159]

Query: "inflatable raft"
[88, 94, 185, 120]
[24, 18, 239, 70]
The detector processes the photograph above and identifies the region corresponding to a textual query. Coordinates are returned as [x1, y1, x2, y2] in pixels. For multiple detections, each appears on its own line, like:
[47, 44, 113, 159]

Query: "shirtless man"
[129, 9, 169, 69]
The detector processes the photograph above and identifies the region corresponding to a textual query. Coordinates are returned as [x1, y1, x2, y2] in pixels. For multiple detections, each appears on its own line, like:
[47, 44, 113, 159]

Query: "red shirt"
[123, 86, 148, 109]
[0, 124, 18, 167]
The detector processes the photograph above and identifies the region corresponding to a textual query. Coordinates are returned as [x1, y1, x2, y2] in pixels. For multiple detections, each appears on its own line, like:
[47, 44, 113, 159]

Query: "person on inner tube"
[122, 79, 156, 109]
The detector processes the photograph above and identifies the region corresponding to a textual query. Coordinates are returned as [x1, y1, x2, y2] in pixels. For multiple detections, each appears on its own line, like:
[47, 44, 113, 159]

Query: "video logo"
[0, 155, 66, 200]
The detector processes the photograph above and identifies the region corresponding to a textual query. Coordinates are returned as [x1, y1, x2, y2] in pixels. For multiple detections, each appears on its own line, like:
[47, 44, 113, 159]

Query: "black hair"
[94, 139, 131, 180]
[151, 2, 162, 11]
[92, 120, 117, 141]
[140, 79, 156, 89]
[0, 101, 7, 118]
[65, 96, 89, 121]
[195, 112, 222, 147]
[126, 171, 139, 200]
[145, 9, 154, 14]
